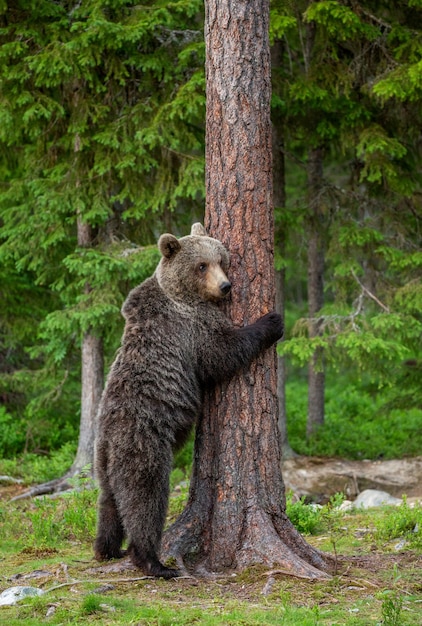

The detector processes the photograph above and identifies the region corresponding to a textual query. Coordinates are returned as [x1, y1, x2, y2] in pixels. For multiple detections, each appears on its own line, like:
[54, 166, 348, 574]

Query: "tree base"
[162, 499, 334, 580]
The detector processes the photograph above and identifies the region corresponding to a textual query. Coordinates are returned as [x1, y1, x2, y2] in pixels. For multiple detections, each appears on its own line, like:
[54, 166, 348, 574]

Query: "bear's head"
[156, 223, 231, 304]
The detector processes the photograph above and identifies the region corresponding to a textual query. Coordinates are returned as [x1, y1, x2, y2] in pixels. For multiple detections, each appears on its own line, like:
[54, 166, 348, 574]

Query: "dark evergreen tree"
[0, 0, 206, 482]
[271, 0, 422, 430]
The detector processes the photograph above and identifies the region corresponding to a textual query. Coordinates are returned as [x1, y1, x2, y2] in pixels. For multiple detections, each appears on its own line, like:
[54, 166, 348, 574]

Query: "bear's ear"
[190, 222, 207, 236]
[158, 234, 181, 259]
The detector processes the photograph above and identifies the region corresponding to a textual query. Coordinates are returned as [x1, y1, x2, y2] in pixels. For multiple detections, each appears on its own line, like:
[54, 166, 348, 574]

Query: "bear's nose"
[220, 281, 231, 295]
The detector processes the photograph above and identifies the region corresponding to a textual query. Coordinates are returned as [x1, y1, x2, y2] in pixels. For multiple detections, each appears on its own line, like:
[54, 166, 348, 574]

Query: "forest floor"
[0, 458, 421, 625]
[0, 534, 421, 625]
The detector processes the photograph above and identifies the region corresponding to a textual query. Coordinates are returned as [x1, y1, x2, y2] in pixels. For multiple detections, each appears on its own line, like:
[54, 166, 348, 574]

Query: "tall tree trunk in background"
[11, 217, 105, 499]
[304, 16, 325, 438]
[306, 146, 325, 438]
[272, 38, 294, 458]
[276, 267, 293, 454]
[163, 0, 332, 579]
[70, 216, 104, 475]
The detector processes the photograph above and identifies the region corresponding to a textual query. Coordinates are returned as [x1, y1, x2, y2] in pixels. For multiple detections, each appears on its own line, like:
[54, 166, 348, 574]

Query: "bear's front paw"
[258, 312, 284, 344]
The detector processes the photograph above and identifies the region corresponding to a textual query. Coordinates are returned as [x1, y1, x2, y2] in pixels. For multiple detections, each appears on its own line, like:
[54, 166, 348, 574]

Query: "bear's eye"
[198, 263, 207, 273]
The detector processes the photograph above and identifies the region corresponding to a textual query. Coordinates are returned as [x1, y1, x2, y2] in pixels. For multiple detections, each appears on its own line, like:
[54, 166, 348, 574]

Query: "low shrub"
[286, 377, 422, 459]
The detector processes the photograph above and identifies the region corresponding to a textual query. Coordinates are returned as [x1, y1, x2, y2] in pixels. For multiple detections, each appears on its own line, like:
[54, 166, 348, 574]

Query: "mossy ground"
[1, 482, 421, 625]
[1, 547, 421, 625]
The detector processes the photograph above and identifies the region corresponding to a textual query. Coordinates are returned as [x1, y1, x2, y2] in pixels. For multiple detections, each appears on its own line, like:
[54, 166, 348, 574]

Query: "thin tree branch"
[351, 269, 390, 313]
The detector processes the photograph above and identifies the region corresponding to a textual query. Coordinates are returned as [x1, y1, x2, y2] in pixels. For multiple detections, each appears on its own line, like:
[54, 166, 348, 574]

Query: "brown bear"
[94, 223, 283, 579]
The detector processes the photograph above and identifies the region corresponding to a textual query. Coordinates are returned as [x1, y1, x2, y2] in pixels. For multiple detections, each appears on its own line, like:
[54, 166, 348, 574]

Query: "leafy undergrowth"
[285, 379, 422, 460]
[0, 485, 421, 625]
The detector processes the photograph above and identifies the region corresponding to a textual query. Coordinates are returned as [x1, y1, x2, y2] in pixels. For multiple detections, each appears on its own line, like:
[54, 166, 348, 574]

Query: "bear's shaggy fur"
[94, 223, 283, 578]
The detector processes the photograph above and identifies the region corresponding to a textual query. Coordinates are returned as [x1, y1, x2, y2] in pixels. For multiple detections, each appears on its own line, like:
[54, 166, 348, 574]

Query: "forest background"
[0, 0, 421, 484]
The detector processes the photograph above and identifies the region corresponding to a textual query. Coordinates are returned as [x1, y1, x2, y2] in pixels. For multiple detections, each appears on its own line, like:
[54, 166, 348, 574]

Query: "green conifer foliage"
[0, 0, 205, 455]
[271, 1, 422, 415]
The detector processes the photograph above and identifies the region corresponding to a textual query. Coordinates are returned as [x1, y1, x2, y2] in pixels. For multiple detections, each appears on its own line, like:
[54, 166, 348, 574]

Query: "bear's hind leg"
[118, 453, 179, 579]
[94, 488, 125, 561]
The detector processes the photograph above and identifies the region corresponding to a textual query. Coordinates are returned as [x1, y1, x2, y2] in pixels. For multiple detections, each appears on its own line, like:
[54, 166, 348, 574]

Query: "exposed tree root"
[10, 466, 94, 502]
[162, 499, 334, 581]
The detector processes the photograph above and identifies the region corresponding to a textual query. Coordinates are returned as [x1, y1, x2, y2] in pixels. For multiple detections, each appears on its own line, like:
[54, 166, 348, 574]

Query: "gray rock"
[353, 489, 402, 509]
[394, 539, 408, 551]
[0, 586, 45, 606]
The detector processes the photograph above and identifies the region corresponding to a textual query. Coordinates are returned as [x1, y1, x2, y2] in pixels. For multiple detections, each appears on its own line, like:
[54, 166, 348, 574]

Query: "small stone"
[261, 576, 275, 596]
[46, 604, 59, 617]
[93, 584, 115, 594]
[394, 539, 407, 551]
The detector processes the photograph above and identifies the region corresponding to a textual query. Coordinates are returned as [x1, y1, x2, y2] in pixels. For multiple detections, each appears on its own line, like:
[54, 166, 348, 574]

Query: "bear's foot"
[129, 545, 180, 579]
[146, 561, 180, 580]
[94, 537, 126, 561]
[94, 549, 126, 561]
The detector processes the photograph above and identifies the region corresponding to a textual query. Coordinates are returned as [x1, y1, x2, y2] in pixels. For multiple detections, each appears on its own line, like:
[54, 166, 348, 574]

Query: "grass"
[0, 441, 77, 484]
[0, 368, 421, 624]
[0, 485, 421, 626]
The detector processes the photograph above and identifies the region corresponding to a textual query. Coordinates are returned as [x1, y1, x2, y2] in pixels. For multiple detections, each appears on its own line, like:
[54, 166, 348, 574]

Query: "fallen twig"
[10, 477, 73, 502]
[263, 569, 326, 581]
[45, 574, 193, 593]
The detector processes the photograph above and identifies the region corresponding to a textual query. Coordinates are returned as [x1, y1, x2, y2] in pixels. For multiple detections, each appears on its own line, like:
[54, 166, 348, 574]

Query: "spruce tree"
[271, 0, 422, 424]
[0, 0, 206, 484]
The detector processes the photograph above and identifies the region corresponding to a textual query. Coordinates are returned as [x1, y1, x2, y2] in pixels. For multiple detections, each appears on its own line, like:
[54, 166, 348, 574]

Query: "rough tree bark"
[162, 0, 333, 578]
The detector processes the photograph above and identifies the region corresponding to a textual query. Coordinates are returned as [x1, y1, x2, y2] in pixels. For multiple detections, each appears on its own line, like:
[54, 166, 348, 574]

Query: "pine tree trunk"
[306, 147, 325, 438]
[11, 216, 104, 499]
[276, 269, 292, 456]
[71, 331, 104, 474]
[71, 216, 104, 475]
[162, 0, 332, 579]
[303, 16, 325, 438]
[272, 40, 294, 456]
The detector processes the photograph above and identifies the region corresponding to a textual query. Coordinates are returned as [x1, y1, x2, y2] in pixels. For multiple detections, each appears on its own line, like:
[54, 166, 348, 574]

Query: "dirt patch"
[282, 455, 422, 503]
[0, 482, 26, 502]
[2, 549, 421, 608]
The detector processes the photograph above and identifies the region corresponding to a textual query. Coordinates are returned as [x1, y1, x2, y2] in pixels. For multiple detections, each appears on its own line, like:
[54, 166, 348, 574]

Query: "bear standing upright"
[94, 223, 283, 578]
